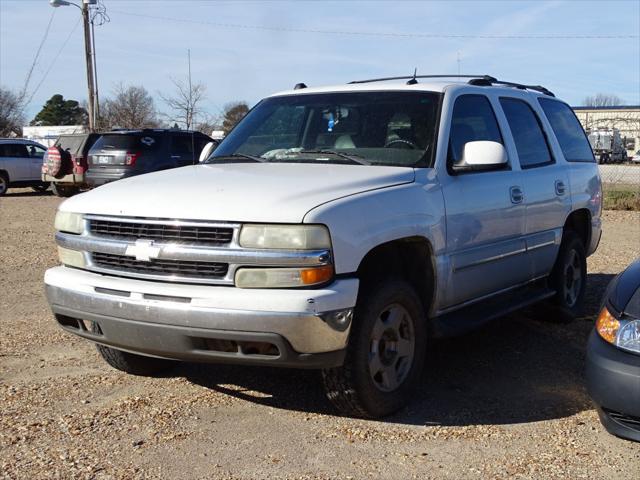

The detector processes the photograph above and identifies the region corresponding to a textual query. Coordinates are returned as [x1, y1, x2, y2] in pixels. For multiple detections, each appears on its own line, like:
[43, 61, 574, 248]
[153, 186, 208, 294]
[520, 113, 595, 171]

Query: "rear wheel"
[52, 183, 80, 197]
[31, 183, 50, 193]
[544, 230, 587, 322]
[0, 173, 8, 196]
[322, 279, 426, 418]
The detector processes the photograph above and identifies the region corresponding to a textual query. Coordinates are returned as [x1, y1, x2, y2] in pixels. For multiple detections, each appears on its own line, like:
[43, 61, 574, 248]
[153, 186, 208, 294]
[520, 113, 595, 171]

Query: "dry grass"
[603, 183, 640, 211]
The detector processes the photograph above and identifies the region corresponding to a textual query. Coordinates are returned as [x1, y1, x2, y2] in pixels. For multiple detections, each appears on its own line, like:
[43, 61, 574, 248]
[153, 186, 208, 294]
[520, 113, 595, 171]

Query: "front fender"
[303, 170, 446, 275]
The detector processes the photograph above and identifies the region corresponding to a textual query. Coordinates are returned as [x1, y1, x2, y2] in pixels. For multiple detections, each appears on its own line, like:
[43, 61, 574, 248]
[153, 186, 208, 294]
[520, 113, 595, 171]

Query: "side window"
[448, 95, 503, 166]
[500, 98, 553, 169]
[28, 144, 46, 158]
[3, 144, 30, 158]
[538, 99, 595, 162]
[170, 135, 193, 155]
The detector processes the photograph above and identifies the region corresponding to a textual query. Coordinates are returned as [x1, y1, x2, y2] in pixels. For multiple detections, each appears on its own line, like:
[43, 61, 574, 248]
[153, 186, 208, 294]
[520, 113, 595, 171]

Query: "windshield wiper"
[206, 153, 266, 163]
[297, 150, 371, 166]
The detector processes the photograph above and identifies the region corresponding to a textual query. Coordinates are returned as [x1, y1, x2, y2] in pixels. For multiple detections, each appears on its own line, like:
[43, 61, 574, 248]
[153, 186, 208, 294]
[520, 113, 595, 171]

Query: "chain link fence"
[599, 164, 640, 210]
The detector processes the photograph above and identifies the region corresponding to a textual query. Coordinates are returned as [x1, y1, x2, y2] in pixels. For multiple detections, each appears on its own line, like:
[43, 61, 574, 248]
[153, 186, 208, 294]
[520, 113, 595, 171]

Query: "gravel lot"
[1, 189, 640, 479]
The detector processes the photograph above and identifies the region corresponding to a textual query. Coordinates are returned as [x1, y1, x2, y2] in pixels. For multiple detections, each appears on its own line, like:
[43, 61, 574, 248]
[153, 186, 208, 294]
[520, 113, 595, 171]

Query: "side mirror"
[198, 141, 217, 163]
[452, 141, 508, 172]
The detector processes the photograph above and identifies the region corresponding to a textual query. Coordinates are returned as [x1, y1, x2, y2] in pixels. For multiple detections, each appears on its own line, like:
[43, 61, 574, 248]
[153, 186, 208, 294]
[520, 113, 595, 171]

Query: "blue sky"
[1, 0, 639, 122]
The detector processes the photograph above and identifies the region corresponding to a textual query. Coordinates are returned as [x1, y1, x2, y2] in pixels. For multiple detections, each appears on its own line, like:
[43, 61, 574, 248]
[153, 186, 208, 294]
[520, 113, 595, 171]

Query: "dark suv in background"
[86, 129, 214, 187]
[42, 133, 100, 197]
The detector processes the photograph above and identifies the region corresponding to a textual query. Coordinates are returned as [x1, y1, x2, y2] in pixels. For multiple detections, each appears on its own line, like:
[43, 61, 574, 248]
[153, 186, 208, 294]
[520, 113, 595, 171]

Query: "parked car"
[586, 259, 640, 442]
[85, 129, 214, 187]
[42, 133, 101, 197]
[45, 75, 602, 418]
[0, 138, 50, 196]
[631, 150, 640, 163]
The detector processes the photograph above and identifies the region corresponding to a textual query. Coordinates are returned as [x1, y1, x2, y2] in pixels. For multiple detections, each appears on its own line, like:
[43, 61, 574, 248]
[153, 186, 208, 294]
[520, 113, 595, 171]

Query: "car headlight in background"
[239, 224, 331, 250]
[596, 304, 640, 355]
[54, 210, 84, 234]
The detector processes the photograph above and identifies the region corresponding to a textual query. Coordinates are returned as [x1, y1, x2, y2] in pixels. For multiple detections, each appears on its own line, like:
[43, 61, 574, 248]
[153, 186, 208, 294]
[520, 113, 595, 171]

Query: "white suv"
[44, 75, 602, 417]
[0, 138, 50, 195]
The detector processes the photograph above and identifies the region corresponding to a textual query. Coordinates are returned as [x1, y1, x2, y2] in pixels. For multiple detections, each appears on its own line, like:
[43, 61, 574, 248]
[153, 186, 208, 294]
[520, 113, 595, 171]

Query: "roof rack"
[347, 74, 555, 97]
[348, 74, 495, 84]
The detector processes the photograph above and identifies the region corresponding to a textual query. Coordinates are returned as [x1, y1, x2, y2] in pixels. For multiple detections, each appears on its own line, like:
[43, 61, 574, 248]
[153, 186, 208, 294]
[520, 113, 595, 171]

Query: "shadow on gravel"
[183, 272, 615, 426]
[2, 190, 53, 197]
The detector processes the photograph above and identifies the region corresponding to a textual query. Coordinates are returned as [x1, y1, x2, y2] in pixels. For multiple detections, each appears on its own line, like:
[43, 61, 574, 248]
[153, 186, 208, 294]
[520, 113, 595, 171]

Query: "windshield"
[209, 91, 441, 167]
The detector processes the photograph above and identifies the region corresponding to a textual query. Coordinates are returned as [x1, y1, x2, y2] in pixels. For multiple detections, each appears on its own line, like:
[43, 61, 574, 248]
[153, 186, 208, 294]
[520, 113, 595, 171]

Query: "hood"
[62, 163, 415, 223]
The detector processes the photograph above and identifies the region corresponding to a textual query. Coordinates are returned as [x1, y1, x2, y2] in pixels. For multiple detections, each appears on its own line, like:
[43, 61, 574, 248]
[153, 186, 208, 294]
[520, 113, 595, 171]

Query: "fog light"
[321, 308, 353, 332]
[58, 247, 86, 268]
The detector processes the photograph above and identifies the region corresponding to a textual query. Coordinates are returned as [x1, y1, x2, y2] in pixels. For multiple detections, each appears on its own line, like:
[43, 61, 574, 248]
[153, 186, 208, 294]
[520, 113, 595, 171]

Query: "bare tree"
[160, 78, 207, 130]
[194, 112, 221, 136]
[0, 86, 25, 136]
[582, 93, 625, 107]
[100, 83, 159, 130]
[222, 102, 250, 135]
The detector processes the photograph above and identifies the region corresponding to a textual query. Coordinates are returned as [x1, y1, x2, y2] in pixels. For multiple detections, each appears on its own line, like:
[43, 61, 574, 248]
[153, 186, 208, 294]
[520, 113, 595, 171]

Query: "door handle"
[171, 155, 181, 159]
[555, 180, 566, 196]
[510, 186, 524, 204]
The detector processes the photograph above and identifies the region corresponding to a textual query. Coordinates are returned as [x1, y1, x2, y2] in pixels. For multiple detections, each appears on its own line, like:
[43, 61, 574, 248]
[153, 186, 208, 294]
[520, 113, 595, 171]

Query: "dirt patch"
[1, 189, 639, 479]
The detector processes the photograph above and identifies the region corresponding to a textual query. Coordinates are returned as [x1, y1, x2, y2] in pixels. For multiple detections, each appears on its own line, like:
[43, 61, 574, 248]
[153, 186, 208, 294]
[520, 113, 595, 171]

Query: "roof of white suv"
[271, 74, 556, 99]
[0, 138, 45, 146]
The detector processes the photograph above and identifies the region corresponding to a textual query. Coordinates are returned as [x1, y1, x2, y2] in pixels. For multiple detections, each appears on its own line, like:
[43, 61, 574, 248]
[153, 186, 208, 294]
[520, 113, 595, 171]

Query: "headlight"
[596, 306, 640, 354]
[235, 265, 334, 288]
[58, 247, 86, 268]
[54, 210, 84, 234]
[239, 224, 331, 250]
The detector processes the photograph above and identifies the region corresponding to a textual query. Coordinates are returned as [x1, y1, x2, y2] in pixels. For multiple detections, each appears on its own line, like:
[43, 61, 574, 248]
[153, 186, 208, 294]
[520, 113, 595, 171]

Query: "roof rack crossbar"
[348, 74, 496, 84]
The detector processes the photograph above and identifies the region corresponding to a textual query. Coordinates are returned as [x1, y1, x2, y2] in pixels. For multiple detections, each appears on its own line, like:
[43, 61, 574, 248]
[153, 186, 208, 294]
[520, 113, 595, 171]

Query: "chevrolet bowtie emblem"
[125, 239, 161, 262]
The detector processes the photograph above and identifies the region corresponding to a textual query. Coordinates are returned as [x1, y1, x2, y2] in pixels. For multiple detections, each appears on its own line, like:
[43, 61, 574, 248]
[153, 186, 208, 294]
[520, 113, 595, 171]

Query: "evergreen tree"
[31, 94, 88, 126]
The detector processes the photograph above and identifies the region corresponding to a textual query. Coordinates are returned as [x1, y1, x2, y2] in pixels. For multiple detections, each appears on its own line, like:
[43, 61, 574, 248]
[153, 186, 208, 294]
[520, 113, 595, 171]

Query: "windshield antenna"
[406, 68, 418, 85]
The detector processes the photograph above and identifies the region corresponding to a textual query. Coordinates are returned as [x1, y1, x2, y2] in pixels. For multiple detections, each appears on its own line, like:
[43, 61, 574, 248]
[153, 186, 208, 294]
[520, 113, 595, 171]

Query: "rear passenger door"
[499, 96, 571, 278]
[440, 94, 527, 308]
[2, 143, 31, 181]
[169, 134, 196, 167]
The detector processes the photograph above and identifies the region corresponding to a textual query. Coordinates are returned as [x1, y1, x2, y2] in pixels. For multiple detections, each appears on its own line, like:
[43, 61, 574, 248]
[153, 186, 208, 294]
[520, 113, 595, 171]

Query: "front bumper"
[44, 266, 358, 368]
[85, 170, 131, 187]
[586, 330, 640, 442]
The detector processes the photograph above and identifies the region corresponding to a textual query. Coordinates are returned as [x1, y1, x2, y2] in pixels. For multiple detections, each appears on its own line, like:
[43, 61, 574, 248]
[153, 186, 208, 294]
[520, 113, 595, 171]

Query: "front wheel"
[322, 280, 427, 418]
[95, 343, 175, 376]
[0, 173, 8, 196]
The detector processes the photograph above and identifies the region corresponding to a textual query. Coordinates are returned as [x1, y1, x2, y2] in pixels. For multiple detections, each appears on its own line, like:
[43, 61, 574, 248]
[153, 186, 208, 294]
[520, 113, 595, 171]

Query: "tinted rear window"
[500, 98, 553, 169]
[55, 136, 85, 155]
[538, 99, 595, 163]
[92, 134, 161, 151]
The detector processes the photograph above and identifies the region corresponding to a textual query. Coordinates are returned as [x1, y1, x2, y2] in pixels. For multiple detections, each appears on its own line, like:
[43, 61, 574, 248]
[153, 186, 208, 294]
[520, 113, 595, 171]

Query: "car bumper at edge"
[44, 266, 358, 368]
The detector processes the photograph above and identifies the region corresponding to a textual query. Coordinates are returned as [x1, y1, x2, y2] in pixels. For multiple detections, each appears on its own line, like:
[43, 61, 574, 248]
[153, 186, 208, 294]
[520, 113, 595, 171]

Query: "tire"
[322, 279, 427, 418]
[52, 183, 80, 197]
[94, 333, 175, 376]
[0, 172, 8, 196]
[544, 230, 587, 322]
[31, 183, 50, 193]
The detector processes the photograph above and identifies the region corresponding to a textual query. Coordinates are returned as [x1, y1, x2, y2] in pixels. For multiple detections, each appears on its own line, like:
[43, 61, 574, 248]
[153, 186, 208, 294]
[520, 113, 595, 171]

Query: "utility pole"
[82, 1, 96, 131]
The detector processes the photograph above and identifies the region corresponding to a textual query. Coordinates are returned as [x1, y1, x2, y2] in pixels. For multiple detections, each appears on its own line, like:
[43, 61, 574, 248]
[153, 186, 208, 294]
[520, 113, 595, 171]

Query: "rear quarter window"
[538, 99, 595, 163]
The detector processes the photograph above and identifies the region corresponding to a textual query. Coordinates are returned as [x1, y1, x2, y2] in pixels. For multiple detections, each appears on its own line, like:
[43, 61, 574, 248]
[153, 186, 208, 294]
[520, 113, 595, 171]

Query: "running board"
[431, 282, 556, 338]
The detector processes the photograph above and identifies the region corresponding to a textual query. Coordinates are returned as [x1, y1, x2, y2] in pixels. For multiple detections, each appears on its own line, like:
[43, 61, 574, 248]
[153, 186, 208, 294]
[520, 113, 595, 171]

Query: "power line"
[109, 9, 639, 40]
[21, 9, 56, 102]
[24, 17, 82, 109]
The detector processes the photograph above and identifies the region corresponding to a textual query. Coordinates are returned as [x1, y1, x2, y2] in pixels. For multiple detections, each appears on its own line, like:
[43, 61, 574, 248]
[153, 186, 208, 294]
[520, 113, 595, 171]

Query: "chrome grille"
[88, 218, 234, 245]
[92, 252, 229, 280]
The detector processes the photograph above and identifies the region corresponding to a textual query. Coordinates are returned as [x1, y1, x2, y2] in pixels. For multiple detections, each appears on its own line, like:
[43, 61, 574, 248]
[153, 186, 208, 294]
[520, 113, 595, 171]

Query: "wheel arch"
[356, 236, 436, 317]
[563, 208, 591, 249]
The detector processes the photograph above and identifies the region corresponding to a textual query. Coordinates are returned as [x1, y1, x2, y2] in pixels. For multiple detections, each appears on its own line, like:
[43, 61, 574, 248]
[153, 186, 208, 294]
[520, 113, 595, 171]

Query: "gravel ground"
[1, 188, 640, 480]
